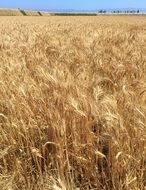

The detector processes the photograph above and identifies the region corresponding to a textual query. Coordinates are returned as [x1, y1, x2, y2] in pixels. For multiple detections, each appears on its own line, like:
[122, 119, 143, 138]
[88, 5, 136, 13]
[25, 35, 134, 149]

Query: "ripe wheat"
[0, 16, 146, 190]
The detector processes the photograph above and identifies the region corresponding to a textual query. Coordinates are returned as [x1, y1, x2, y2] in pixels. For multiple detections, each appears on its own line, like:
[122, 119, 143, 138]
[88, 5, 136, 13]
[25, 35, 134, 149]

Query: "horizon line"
[0, 7, 146, 11]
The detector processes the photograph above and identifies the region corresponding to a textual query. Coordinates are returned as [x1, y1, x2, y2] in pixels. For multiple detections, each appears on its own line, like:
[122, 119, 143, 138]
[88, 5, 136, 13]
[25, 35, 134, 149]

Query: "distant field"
[0, 9, 50, 16]
[0, 16, 146, 190]
[0, 9, 22, 16]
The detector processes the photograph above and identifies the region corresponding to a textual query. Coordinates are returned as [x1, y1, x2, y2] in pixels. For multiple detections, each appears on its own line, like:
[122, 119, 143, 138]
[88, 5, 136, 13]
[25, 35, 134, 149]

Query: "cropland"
[0, 9, 50, 16]
[0, 16, 146, 190]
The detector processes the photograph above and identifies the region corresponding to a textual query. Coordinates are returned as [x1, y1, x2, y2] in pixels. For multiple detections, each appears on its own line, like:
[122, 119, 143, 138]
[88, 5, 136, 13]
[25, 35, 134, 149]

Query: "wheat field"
[0, 9, 23, 16]
[0, 16, 146, 190]
[0, 9, 50, 16]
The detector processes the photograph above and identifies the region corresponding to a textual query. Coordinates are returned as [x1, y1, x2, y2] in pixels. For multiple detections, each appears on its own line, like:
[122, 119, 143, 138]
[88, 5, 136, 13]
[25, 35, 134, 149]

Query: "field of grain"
[0, 9, 50, 16]
[0, 9, 23, 16]
[24, 10, 41, 16]
[0, 16, 146, 190]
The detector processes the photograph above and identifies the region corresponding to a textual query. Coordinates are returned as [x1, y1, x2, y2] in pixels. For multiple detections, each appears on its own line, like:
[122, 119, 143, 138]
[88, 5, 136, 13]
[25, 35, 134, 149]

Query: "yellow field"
[0, 16, 146, 190]
[0, 9, 23, 16]
[24, 11, 41, 16]
[0, 9, 50, 16]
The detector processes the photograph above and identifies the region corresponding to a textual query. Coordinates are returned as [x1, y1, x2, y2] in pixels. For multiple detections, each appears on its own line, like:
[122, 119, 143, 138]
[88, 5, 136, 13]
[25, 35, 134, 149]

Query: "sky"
[0, 0, 146, 11]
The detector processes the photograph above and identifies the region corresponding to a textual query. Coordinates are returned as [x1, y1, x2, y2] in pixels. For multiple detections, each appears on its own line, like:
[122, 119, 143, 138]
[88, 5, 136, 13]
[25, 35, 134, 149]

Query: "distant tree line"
[54, 13, 97, 16]
[98, 10, 107, 13]
[98, 10, 140, 14]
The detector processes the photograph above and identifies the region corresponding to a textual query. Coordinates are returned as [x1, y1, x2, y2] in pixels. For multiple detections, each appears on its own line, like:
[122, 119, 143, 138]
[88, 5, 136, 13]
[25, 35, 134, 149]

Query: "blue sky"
[0, 0, 146, 10]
